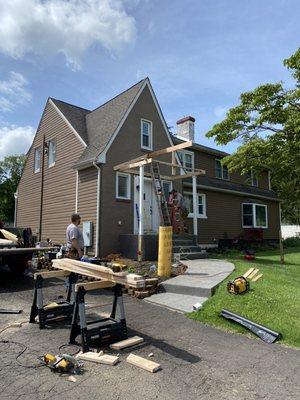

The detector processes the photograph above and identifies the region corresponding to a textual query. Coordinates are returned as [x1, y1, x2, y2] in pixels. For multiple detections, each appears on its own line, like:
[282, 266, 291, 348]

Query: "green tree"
[0, 155, 26, 223]
[206, 48, 300, 224]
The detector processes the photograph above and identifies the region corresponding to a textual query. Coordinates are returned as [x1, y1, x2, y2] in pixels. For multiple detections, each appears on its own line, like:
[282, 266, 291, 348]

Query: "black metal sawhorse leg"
[29, 271, 77, 329]
[69, 283, 128, 352]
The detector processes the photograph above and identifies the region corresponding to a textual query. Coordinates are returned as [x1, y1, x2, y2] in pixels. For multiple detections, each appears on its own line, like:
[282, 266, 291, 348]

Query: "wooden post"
[192, 175, 198, 237]
[279, 203, 284, 265]
[138, 165, 144, 262]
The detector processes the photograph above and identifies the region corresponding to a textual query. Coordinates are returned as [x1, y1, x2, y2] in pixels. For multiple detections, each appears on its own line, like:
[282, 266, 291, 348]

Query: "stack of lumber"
[0, 239, 14, 246]
[52, 258, 145, 288]
[0, 229, 18, 244]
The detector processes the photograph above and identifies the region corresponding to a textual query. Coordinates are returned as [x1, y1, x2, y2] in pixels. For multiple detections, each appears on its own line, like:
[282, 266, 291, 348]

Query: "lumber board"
[110, 336, 144, 350]
[171, 170, 205, 180]
[248, 268, 259, 279]
[76, 351, 119, 365]
[34, 270, 70, 280]
[75, 280, 115, 292]
[126, 353, 161, 373]
[243, 268, 254, 278]
[52, 259, 145, 288]
[114, 158, 152, 171]
[0, 239, 14, 245]
[147, 140, 193, 158]
[251, 273, 263, 282]
[0, 229, 18, 243]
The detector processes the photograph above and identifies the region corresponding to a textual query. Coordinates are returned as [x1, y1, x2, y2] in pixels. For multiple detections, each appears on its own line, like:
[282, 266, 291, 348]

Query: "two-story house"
[15, 78, 280, 258]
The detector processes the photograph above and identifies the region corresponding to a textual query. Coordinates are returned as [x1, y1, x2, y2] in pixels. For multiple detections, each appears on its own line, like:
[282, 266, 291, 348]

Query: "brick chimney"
[176, 116, 195, 141]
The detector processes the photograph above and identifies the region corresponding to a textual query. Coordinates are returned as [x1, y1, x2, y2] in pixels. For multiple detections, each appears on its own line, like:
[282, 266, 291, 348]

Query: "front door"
[134, 176, 159, 234]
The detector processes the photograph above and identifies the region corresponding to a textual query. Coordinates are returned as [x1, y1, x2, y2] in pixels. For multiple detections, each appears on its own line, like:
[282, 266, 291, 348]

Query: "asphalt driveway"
[0, 272, 299, 400]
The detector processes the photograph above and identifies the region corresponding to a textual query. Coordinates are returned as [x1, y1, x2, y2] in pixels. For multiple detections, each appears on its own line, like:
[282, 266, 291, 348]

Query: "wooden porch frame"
[113, 141, 206, 261]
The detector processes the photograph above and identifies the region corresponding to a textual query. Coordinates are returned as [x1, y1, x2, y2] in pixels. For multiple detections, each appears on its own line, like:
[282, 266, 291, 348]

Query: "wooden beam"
[122, 169, 172, 181]
[34, 270, 70, 280]
[75, 280, 115, 292]
[147, 140, 193, 158]
[114, 155, 146, 171]
[114, 158, 152, 171]
[171, 171, 205, 180]
[113, 141, 192, 171]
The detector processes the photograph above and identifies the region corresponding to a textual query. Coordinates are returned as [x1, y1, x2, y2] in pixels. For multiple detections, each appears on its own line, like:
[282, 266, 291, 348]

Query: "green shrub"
[283, 236, 300, 248]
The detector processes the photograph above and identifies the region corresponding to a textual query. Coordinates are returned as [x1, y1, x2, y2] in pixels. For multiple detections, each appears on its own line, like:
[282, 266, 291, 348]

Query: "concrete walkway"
[145, 259, 234, 312]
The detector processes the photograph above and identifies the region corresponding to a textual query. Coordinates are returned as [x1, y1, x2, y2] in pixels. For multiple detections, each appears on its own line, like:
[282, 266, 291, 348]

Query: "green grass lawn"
[188, 247, 300, 348]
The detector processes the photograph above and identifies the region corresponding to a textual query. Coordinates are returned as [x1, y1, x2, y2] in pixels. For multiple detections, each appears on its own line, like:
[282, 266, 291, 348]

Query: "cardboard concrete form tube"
[157, 226, 173, 277]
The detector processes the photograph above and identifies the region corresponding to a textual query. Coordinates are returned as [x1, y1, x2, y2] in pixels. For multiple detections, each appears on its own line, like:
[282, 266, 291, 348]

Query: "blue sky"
[0, 0, 299, 159]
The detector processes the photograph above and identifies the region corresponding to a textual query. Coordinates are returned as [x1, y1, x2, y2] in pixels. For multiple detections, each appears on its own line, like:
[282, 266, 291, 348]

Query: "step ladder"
[150, 161, 171, 226]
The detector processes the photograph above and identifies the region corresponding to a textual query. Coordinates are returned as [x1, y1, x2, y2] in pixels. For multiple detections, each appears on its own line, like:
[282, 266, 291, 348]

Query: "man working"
[66, 214, 84, 259]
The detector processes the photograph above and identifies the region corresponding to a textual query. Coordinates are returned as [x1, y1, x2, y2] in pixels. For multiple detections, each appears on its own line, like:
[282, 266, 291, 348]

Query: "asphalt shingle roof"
[183, 175, 278, 200]
[50, 98, 90, 145]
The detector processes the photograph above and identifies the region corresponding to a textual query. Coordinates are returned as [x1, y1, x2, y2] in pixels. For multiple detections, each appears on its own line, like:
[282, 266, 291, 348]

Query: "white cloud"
[0, 125, 35, 159]
[0, 0, 137, 69]
[0, 72, 32, 112]
[213, 106, 230, 119]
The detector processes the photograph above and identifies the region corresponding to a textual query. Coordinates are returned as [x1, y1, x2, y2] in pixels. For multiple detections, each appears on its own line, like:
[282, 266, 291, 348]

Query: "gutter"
[93, 161, 101, 257]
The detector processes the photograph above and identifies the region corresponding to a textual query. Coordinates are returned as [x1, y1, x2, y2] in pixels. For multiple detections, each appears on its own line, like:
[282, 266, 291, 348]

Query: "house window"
[178, 150, 194, 173]
[48, 140, 56, 167]
[162, 180, 172, 201]
[242, 203, 267, 228]
[183, 192, 207, 218]
[34, 148, 41, 173]
[141, 119, 152, 150]
[215, 159, 229, 180]
[116, 172, 131, 200]
[246, 170, 258, 187]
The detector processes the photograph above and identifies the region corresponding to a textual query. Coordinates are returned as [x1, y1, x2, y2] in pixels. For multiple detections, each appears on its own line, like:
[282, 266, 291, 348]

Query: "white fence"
[281, 225, 300, 239]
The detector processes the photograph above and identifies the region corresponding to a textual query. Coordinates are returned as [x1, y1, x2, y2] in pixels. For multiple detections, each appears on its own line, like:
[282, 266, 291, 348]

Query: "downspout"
[93, 161, 101, 258]
[14, 191, 18, 227]
[39, 135, 46, 241]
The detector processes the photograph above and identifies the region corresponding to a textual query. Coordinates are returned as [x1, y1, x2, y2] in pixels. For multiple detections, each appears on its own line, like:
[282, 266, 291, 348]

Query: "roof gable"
[50, 98, 90, 146]
[75, 79, 147, 166]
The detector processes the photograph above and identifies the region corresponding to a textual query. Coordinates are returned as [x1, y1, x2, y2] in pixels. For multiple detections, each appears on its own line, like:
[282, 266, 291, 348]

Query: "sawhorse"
[69, 280, 128, 352]
[30, 269, 78, 329]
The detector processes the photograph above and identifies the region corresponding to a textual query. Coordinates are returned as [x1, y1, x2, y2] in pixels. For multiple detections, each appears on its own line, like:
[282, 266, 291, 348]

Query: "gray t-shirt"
[66, 223, 84, 250]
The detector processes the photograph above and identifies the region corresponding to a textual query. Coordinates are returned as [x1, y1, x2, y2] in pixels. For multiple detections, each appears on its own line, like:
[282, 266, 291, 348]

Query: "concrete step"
[144, 292, 208, 313]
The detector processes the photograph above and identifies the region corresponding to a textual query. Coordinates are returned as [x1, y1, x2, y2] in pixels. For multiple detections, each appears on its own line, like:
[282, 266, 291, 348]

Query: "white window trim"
[246, 170, 258, 187]
[116, 172, 131, 200]
[184, 191, 207, 219]
[34, 147, 41, 173]
[242, 203, 268, 229]
[215, 158, 229, 180]
[179, 150, 194, 175]
[140, 118, 153, 151]
[48, 139, 56, 168]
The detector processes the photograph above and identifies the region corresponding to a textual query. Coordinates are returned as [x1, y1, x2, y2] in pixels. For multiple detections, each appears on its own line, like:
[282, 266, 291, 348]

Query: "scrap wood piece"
[126, 353, 161, 373]
[243, 268, 254, 278]
[251, 273, 263, 282]
[76, 351, 119, 365]
[110, 336, 144, 350]
[248, 268, 259, 280]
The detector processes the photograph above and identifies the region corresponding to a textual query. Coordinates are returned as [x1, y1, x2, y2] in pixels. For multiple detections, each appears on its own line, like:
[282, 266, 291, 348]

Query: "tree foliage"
[206, 48, 300, 224]
[0, 155, 26, 223]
